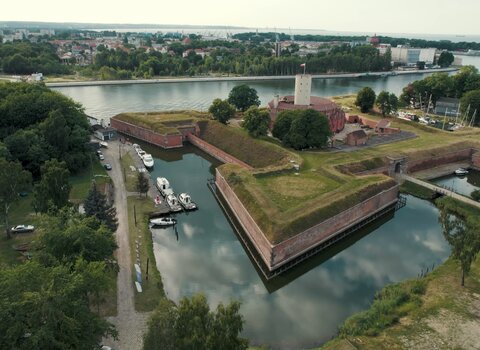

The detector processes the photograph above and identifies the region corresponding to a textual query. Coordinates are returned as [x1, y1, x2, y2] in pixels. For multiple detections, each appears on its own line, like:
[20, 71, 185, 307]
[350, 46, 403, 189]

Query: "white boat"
[455, 168, 469, 176]
[142, 154, 154, 168]
[132, 143, 140, 150]
[150, 217, 177, 226]
[156, 177, 174, 197]
[166, 194, 183, 212]
[177, 193, 197, 210]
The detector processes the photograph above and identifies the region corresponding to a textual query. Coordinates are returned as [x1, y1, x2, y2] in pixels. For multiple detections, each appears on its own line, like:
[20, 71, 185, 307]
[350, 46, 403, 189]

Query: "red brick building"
[267, 95, 346, 133]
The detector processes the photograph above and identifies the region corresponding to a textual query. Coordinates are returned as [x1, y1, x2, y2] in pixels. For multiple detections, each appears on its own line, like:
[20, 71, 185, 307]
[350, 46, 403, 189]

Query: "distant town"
[1, 23, 478, 82]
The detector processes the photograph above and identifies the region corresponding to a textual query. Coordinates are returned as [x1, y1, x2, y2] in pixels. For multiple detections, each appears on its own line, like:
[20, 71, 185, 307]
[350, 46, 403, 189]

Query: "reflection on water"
[432, 169, 480, 198]
[138, 143, 450, 349]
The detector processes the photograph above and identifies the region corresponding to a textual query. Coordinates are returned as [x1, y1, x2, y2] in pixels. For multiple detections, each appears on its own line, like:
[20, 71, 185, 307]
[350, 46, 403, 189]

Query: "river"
[53, 75, 456, 349]
[52, 72, 450, 123]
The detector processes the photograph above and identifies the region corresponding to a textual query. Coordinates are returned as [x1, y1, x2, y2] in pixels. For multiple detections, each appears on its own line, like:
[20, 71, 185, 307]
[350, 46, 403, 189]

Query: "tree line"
[400, 66, 480, 125]
[88, 43, 391, 79]
[233, 31, 480, 51]
[0, 41, 70, 75]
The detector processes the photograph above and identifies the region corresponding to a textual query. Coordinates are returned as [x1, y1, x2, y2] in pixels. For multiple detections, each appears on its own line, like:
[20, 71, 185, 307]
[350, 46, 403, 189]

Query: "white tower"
[294, 74, 312, 106]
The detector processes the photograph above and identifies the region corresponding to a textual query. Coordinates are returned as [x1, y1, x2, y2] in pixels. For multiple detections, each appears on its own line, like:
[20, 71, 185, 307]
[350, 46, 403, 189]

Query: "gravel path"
[102, 141, 150, 350]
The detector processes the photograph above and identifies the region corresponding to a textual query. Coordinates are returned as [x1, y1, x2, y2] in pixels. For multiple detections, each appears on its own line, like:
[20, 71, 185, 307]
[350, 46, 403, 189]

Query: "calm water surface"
[432, 169, 480, 197]
[136, 143, 449, 349]
[53, 72, 446, 121]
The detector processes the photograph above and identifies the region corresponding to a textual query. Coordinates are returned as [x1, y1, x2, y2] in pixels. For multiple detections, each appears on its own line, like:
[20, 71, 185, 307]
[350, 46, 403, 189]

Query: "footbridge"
[400, 174, 480, 209]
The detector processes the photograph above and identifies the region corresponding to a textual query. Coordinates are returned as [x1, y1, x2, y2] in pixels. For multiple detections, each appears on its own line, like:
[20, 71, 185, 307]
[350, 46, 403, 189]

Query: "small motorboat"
[142, 154, 154, 168]
[166, 194, 183, 212]
[177, 193, 197, 210]
[156, 177, 174, 197]
[455, 168, 469, 176]
[150, 217, 177, 227]
[154, 195, 162, 205]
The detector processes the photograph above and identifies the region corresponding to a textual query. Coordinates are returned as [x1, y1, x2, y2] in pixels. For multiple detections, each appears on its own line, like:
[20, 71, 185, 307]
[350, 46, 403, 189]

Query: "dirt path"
[102, 141, 149, 350]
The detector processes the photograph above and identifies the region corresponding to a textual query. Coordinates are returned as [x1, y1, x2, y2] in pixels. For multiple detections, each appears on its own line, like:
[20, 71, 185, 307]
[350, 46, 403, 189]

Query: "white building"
[391, 46, 437, 65]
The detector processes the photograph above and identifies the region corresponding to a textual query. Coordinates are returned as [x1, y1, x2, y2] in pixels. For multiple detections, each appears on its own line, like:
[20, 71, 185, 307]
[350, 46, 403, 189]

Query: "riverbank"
[43, 68, 458, 88]
[319, 196, 480, 350]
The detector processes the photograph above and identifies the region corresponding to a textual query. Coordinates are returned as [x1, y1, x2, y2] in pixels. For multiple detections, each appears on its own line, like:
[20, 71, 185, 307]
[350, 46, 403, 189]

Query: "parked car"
[104, 163, 112, 170]
[99, 154, 105, 160]
[11, 225, 35, 233]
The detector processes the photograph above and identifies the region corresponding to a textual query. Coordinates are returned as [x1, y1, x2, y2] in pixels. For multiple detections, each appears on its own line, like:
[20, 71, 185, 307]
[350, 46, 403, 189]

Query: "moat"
[137, 142, 449, 349]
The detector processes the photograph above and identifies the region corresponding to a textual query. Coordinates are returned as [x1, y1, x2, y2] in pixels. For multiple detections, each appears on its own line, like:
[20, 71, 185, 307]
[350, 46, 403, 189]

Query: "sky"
[2, 0, 479, 36]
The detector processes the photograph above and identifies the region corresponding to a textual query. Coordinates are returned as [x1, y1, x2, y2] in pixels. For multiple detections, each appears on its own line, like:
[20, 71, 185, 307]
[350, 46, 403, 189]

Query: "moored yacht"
[454, 168, 469, 176]
[142, 154, 154, 168]
[156, 177, 174, 197]
[166, 194, 183, 212]
[177, 193, 197, 210]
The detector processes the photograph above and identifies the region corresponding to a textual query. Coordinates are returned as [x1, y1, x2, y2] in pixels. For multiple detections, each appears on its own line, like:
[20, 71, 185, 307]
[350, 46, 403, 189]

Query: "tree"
[84, 181, 118, 231]
[38, 211, 117, 265]
[460, 90, 480, 126]
[144, 294, 248, 350]
[33, 159, 71, 213]
[0, 260, 116, 349]
[242, 106, 270, 137]
[376, 91, 398, 117]
[0, 158, 31, 238]
[355, 87, 376, 113]
[272, 110, 295, 140]
[137, 172, 150, 197]
[438, 201, 480, 286]
[285, 109, 332, 150]
[437, 51, 454, 68]
[228, 84, 260, 112]
[472, 190, 480, 202]
[208, 98, 236, 124]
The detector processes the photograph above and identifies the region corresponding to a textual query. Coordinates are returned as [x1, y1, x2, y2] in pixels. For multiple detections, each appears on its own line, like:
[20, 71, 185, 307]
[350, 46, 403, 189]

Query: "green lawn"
[121, 152, 138, 192]
[70, 157, 109, 204]
[127, 196, 165, 312]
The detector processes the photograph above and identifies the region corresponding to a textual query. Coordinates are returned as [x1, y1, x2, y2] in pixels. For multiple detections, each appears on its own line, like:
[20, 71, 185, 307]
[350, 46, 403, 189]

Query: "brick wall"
[271, 185, 399, 269]
[472, 151, 480, 169]
[111, 118, 183, 149]
[407, 148, 473, 173]
[188, 134, 253, 170]
[215, 170, 273, 267]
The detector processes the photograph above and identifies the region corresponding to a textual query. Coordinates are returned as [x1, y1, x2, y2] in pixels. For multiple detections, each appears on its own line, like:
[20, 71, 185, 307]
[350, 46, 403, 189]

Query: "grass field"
[121, 152, 138, 192]
[198, 120, 298, 170]
[70, 156, 109, 204]
[114, 111, 208, 135]
[127, 196, 165, 312]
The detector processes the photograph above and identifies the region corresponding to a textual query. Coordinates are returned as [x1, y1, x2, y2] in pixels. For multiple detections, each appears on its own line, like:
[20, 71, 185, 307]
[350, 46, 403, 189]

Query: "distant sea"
[91, 27, 480, 43]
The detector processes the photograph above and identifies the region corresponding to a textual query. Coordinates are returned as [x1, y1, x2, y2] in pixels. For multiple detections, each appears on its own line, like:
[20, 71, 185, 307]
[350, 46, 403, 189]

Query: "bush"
[472, 189, 480, 202]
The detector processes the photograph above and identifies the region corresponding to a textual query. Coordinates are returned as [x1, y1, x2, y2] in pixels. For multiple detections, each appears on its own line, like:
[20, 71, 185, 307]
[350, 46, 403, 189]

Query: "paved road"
[401, 174, 480, 209]
[102, 141, 149, 350]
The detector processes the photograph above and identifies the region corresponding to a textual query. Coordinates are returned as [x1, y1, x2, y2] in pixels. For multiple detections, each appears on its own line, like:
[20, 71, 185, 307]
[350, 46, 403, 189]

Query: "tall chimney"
[294, 74, 312, 106]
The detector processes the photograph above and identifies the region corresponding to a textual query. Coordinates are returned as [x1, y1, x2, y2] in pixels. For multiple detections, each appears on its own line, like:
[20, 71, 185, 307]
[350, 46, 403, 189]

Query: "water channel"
[52, 73, 464, 348]
[134, 142, 449, 349]
[432, 169, 480, 198]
